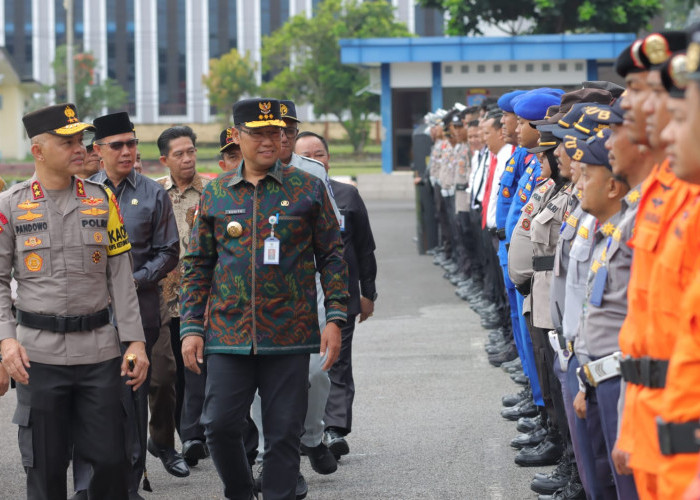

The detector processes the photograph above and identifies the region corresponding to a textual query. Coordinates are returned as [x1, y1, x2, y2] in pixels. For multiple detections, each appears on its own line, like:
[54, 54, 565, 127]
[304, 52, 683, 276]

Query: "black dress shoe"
[485, 341, 508, 355]
[500, 357, 522, 371]
[510, 426, 547, 449]
[488, 344, 518, 367]
[511, 373, 530, 385]
[147, 437, 190, 477]
[502, 387, 531, 407]
[530, 458, 571, 494]
[501, 399, 538, 420]
[517, 415, 541, 433]
[538, 475, 586, 499]
[300, 442, 337, 475]
[323, 428, 350, 459]
[296, 473, 308, 499]
[514, 439, 563, 467]
[182, 438, 210, 467]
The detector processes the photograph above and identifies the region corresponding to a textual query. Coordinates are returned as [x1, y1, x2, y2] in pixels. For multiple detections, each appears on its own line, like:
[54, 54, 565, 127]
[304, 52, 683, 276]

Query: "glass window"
[157, 0, 187, 116]
[55, 0, 84, 50]
[260, 0, 289, 37]
[107, 0, 136, 114]
[4, 0, 33, 79]
[208, 0, 237, 59]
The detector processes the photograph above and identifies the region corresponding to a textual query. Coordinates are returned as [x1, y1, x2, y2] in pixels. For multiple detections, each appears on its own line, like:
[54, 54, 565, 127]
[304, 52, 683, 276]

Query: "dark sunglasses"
[96, 138, 140, 151]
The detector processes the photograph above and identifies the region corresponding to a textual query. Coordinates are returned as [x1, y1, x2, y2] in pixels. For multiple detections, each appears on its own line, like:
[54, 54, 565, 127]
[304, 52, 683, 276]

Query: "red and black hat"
[219, 127, 241, 153]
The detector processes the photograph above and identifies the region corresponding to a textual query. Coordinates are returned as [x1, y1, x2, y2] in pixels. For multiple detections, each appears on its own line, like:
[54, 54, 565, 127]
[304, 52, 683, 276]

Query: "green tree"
[202, 48, 259, 119]
[417, 0, 661, 35]
[50, 45, 127, 119]
[261, 0, 412, 154]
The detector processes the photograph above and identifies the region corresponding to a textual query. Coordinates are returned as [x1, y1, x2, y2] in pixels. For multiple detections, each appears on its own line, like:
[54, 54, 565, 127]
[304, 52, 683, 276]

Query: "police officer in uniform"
[0, 103, 149, 500]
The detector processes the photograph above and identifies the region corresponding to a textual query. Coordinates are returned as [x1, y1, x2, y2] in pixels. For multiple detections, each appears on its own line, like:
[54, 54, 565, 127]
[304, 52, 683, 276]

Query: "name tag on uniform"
[339, 214, 345, 231]
[589, 267, 607, 307]
[264, 237, 280, 265]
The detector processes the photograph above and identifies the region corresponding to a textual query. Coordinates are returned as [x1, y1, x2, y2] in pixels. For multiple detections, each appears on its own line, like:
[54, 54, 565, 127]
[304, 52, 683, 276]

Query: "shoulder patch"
[75, 179, 86, 197]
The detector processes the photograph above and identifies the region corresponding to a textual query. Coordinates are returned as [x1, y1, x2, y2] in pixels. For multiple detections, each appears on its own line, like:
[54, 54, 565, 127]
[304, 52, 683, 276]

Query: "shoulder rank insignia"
[506, 166, 514, 173]
[627, 190, 640, 203]
[503, 187, 511, 198]
[577, 226, 589, 239]
[18, 200, 39, 211]
[31, 181, 44, 200]
[567, 214, 578, 227]
[526, 183, 532, 191]
[81, 208, 108, 216]
[81, 196, 104, 206]
[0, 212, 7, 225]
[18, 210, 43, 222]
[75, 179, 86, 197]
[601, 222, 615, 236]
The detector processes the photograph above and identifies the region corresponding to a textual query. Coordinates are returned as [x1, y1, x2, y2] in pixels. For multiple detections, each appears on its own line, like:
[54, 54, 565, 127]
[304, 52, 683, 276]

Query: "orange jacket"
[617, 160, 693, 473]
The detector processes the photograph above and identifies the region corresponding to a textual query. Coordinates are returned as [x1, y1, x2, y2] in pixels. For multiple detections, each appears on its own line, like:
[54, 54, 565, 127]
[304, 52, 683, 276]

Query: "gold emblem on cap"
[227, 221, 243, 238]
[281, 200, 290, 207]
[688, 42, 700, 74]
[280, 103, 288, 116]
[670, 54, 689, 89]
[643, 34, 670, 65]
[259, 101, 273, 120]
[64, 105, 78, 123]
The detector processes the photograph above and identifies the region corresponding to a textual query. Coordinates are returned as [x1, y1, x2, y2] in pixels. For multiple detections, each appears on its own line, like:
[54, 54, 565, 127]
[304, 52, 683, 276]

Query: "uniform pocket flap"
[19, 232, 50, 251]
[81, 228, 109, 246]
[12, 403, 30, 426]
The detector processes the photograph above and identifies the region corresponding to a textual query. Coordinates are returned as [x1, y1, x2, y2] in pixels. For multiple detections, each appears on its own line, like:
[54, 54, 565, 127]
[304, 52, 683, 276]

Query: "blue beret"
[497, 90, 527, 113]
[513, 92, 561, 121]
[564, 128, 613, 170]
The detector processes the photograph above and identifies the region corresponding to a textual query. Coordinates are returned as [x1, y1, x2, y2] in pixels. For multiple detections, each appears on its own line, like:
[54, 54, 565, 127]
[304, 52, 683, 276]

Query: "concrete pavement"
[0, 196, 544, 499]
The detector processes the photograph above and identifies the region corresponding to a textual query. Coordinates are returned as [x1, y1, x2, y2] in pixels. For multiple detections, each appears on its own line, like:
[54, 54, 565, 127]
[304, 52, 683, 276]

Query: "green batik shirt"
[179, 160, 348, 355]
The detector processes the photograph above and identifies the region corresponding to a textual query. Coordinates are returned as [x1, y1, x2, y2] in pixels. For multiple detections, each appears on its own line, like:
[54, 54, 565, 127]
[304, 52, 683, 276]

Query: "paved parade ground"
[0, 195, 540, 499]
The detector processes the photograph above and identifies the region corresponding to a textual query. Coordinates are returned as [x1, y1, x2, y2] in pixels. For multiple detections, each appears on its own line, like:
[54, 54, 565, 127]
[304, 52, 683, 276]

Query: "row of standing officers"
[416, 26, 700, 500]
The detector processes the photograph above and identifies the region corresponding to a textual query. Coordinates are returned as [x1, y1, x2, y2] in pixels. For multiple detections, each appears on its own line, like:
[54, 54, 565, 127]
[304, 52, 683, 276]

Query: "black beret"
[660, 53, 689, 98]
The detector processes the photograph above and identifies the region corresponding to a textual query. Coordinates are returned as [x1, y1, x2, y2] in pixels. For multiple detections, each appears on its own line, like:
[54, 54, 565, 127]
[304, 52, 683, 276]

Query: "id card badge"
[264, 237, 280, 265]
[339, 214, 346, 232]
[588, 267, 607, 307]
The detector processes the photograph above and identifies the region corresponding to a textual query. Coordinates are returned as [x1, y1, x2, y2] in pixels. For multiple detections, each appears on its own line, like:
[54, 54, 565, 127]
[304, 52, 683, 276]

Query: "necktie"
[481, 152, 499, 228]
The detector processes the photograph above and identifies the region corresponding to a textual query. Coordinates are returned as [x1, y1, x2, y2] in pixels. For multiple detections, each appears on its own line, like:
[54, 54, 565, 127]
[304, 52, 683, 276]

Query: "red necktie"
[481, 152, 499, 228]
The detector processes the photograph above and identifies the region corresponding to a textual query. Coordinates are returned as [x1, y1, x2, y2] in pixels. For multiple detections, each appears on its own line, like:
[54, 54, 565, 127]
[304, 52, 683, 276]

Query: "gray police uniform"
[0, 175, 144, 499]
[576, 188, 641, 499]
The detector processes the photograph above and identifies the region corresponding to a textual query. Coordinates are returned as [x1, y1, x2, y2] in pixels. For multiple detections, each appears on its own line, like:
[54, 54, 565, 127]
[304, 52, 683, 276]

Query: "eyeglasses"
[239, 127, 282, 142]
[96, 139, 140, 151]
[283, 127, 298, 139]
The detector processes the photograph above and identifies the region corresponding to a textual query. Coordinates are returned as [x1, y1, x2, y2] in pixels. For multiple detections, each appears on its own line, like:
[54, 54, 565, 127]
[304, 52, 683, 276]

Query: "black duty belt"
[16, 308, 110, 333]
[619, 356, 668, 388]
[657, 419, 700, 455]
[496, 228, 506, 241]
[533, 255, 555, 272]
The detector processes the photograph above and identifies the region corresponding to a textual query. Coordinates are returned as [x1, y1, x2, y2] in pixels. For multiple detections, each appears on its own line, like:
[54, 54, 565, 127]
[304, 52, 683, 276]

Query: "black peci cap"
[93, 111, 135, 141]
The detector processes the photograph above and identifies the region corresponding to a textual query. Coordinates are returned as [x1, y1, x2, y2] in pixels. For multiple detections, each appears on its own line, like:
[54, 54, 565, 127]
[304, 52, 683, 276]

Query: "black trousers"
[169, 317, 185, 436]
[433, 186, 452, 258]
[324, 314, 357, 434]
[16, 359, 128, 500]
[202, 353, 310, 500]
[468, 210, 486, 284]
[526, 318, 570, 448]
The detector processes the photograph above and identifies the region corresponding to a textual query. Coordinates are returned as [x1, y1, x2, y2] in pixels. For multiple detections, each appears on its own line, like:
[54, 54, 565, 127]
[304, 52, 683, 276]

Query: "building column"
[586, 59, 598, 81]
[83, 0, 107, 101]
[380, 62, 392, 174]
[33, 0, 55, 86]
[187, 0, 209, 122]
[135, 0, 158, 122]
[431, 61, 442, 110]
